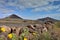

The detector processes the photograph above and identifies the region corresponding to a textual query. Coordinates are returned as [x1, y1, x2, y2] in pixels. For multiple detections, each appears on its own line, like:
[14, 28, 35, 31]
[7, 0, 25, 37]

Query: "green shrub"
[0, 38, 3, 40]
[19, 27, 29, 40]
[42, 32, 51, 40]
[54, 22, 60, 28]
[12, 33, 18, 40]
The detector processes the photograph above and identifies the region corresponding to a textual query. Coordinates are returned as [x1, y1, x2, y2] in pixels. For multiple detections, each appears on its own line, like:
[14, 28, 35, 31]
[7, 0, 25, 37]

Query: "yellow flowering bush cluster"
[0, 26, 52, 40]
[0, 27, 6, 32]
[0, 26, 40, 40]
[8, 33, 13, 39]
[0, 27, 29, 40]
[24, 37, 28, 40]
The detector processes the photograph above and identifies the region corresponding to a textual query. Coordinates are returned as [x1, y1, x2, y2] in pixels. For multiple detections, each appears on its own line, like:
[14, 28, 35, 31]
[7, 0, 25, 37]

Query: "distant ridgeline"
[0, 14, 59, 27]
[0, 14, 41, 27]
[0, 14, 28, 27]
[5, 14, 22, 19]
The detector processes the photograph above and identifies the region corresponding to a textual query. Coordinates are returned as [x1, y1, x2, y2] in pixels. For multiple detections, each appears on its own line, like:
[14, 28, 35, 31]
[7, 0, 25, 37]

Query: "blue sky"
[0, 0, 60, 20]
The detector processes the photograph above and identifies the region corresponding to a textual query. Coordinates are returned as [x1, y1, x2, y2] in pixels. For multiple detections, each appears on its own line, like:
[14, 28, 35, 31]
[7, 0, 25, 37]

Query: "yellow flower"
[1, 27, 6, 32]
[8, 33, 13, 39]
[32, 32, 36, 35]
[24, 37, 28, 40]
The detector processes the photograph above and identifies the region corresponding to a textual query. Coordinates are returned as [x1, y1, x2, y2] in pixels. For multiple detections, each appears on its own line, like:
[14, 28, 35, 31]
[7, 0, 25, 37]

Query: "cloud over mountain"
[0, 0, 60, 20]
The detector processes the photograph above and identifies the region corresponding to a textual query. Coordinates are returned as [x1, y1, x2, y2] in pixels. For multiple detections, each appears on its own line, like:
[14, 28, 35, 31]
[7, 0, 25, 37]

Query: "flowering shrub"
[24, 37, 28, 40]
[1, 27, 6, 32]
[8, 33, 13, 39]
[0, 27, 6, 32]
[8, 33, 18, 40]
[0, 25, 59, 40]
[19, 27, 29, 40]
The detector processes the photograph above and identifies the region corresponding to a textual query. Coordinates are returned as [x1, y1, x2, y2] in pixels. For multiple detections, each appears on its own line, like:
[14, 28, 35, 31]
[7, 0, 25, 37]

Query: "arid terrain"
[0, 14, 60, 40]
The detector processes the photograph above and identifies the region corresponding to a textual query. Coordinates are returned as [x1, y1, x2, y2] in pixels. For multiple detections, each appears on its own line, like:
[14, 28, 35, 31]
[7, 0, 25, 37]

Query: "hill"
[37, 17, 59, 22]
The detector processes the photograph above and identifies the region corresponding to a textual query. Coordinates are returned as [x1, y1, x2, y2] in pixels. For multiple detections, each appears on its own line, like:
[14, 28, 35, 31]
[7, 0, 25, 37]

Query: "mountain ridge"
[37, 17, 59, 22]
[0, 14, 60, 22]
[5, 14, 23, 19]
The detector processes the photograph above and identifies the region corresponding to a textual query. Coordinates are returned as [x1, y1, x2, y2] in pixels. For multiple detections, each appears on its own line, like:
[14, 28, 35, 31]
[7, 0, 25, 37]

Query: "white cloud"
[46, 13, 60, 20]
[0, 0, 60, 12]
[0, 8, 15, 14]
[44, 13, 60, 17]
[32, 5, 60, 12]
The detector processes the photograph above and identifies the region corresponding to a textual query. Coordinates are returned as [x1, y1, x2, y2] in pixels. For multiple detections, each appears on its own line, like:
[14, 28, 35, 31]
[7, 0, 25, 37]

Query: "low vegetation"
[0, 21, 60, 40]
[54, 22, 60, 28]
